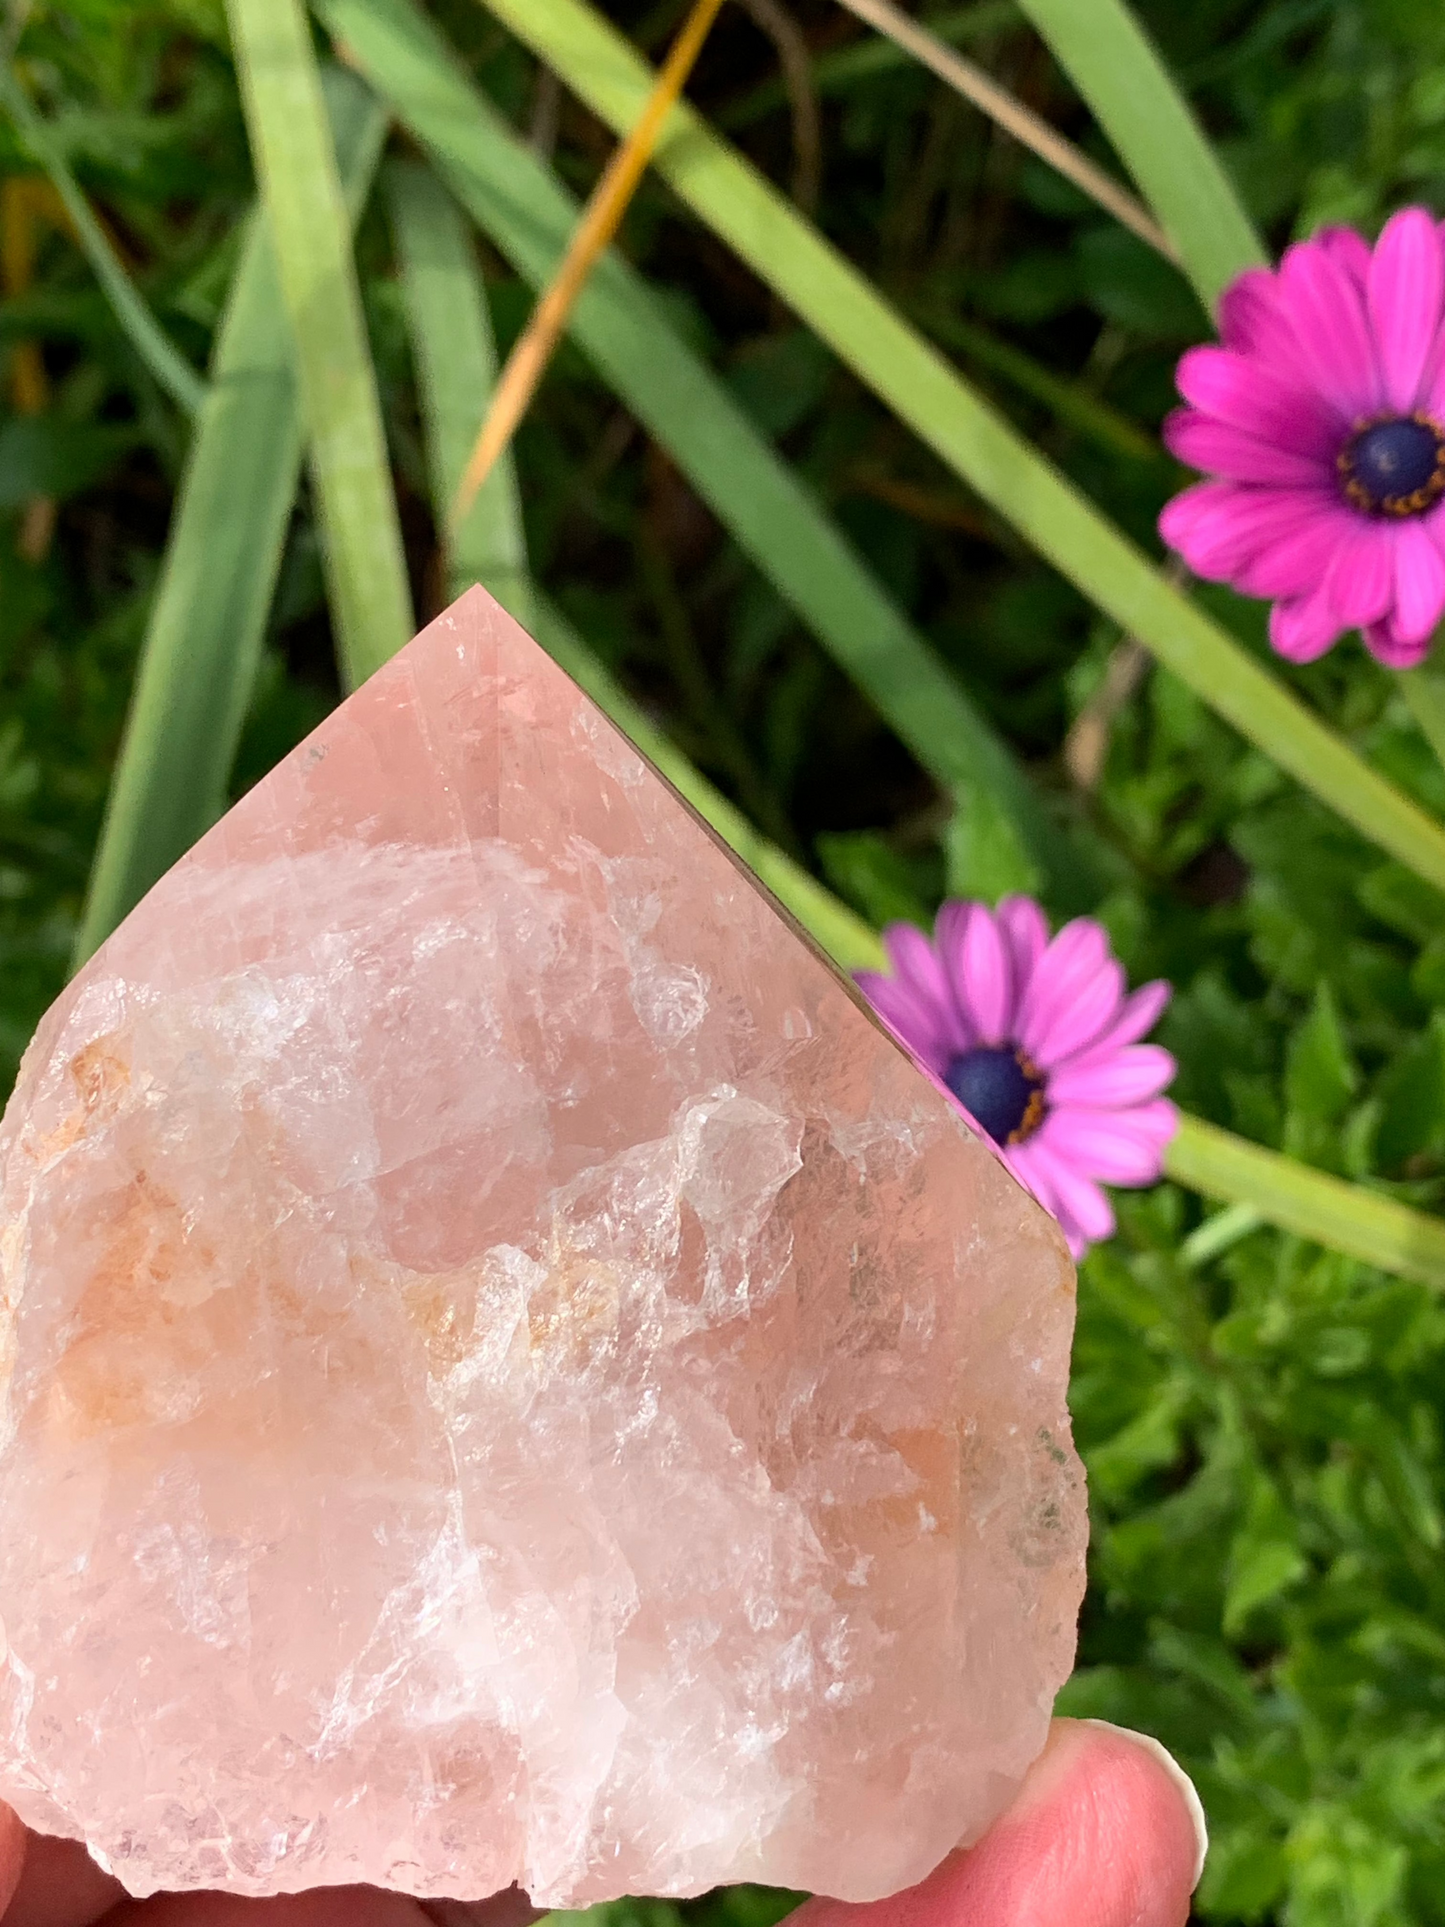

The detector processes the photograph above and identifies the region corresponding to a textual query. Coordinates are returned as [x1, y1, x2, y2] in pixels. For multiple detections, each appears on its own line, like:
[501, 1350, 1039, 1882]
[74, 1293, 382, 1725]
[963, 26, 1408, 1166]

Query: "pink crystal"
[0, 588, 1085, 1904]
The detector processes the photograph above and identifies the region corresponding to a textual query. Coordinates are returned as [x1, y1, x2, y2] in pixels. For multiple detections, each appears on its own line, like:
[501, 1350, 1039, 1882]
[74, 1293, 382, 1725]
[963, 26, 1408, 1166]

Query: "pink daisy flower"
[856, 896, 1177, 1258]
[1159, 206, 1445, 668]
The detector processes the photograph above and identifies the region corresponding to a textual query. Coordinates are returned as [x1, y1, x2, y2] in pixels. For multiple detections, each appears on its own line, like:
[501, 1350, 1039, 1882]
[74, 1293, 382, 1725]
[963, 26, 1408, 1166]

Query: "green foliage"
[3, 0, 1445, 1920]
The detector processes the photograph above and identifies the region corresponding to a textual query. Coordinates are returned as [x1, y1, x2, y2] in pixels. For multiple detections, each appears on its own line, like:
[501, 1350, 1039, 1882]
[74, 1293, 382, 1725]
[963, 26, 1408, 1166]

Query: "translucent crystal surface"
[0, 588, 1086, 1904]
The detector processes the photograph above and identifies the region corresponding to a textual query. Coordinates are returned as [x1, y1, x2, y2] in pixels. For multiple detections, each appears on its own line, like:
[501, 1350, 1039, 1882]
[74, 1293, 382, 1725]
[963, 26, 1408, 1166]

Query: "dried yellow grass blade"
[835, 0, 1175, 262]
[450, 0, 727, 525]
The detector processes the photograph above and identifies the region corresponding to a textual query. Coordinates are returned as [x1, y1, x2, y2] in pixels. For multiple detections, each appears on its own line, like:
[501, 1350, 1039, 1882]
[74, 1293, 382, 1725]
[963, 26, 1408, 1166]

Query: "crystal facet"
[0, 588, 1086, 1904]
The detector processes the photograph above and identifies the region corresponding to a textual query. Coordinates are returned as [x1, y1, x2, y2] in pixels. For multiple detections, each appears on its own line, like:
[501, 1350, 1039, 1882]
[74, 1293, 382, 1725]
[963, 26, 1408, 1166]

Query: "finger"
[420, 1887, 540, 1927]
[793, 1717, 1207, 1927]
[102, 1887, 434, 1927]
[0, 1805, 26, 1920]
[3, 1829, 124, 1927]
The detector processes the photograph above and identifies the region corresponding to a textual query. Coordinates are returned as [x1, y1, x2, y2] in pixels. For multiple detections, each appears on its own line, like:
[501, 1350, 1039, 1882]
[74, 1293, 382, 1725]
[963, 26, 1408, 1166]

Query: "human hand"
[0, 1718, 1205, 1927]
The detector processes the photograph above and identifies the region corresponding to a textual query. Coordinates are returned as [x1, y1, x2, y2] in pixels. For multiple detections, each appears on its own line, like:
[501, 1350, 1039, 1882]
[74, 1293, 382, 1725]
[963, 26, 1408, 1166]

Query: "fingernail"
[1082, 1719, 1209, 1889]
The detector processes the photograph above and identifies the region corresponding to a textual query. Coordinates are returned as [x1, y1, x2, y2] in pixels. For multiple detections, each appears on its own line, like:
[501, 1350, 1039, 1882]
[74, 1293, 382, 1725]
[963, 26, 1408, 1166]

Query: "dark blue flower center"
[1339, 414, 1445, 517]
[942, 1045, 1046, 1145]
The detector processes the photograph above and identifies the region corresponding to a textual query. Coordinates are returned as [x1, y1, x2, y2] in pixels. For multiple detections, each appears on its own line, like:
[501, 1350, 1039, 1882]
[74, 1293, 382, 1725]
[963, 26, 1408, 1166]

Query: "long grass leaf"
[1166, 1115, 1445, 1291]
[0, 62, 206, 415]
[1013, 0, 1267, 310]
[227, 0, 412, 687]
[318, 0, 1074, 892]
[73, 69, 388, 967]
[476, 0, 1445, 901]
[385, 159, 533, 623]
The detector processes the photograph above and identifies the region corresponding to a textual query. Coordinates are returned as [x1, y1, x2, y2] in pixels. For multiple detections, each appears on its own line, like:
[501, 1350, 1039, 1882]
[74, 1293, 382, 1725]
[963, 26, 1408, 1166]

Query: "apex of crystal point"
[0, 586, 1086, 1904]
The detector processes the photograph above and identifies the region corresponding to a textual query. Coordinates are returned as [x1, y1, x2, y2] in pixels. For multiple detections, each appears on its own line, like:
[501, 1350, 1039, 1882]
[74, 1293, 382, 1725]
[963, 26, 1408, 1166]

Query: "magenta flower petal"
[1026, 1141, 1116, 1251]
[1278, 238, 1383, 418]
[1040, 1106, 1176, 1186]
[1018, 918, 1126, 1067]
[1046, 1043, 1176, 1108]
[1000, 1140, 1070, 1241]
[1159, 483, 1333, 582]
[1217, 267, 1300, 373]
[955, 903, 1012, 1045]
[1064, 980, 1172, 1064]
[996, 892, 1049, 983]
[1364, 616, 1435, 669]
[1032, 960, 1125, 1070]
[1369, 208, 1445, 411]
[1324, 521, 1397, 629]
[1238, 507, 1361, 599]
[855, 971, 950, 1070]
[1163, 411, 1332, 487]
[1175, 345, 1345, 453]
[1015, 919, 1110, 1059]
[1318, 224, 1373, 290]
[882, 921, 959, 1039]
[1269, 579, 1344, 663]
[1392, 518, 1445, 642]
[933, 899, 982, 1038]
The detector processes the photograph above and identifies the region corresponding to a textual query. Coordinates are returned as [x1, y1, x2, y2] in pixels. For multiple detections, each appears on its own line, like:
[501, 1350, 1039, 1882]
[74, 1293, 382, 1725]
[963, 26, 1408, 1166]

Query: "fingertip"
[0, 1804, 24, 1917]
[2, 1830, 125, 1927]
[794, 1716, 1204, 1927]
[1078, 1720, 1208, 1889]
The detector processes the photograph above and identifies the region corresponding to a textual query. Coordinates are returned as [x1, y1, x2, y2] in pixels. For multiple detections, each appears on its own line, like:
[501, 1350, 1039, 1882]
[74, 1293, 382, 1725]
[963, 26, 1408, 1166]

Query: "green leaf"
[0, 416, 133, 505]
[73, 66, 389, 966]
[1013, 0, 1268, 312]
[1368, 1420, 1444, 1550]
[1223, 1474, 1306, 1633]
[1357, 861, 1445, 945]
[315, 0, 1070, 893]
[1375, 1019, 1445, 1171]
[227, 0, 413, 687]
[1284, 982, 1358, 1127]
[944, 776, 1044, 905]
[0, 63, 208, 416]
[475, 0, 1445, 904]
[384, 159, 534, 625]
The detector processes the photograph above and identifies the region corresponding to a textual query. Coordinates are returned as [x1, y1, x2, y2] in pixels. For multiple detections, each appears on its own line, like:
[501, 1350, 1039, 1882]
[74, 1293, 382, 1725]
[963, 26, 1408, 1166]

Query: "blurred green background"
[7, 0, 1445, 1920]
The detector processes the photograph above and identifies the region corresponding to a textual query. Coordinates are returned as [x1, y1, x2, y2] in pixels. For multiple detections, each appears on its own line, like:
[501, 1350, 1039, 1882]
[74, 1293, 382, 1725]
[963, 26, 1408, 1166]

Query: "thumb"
[793, 1717, 1207, 1927]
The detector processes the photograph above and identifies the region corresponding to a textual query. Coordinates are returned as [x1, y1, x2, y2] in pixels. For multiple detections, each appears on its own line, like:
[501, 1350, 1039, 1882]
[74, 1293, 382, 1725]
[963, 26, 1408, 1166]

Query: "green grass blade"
[477, 0, 1445, 901]
[1167, 1115, 1445, 1290]
[0, 62, 207, 416]
[384, 159, 534, 626]
[227, 0, 412, 687]
[73, 69, 389, 967]
[315, 0, 1071, 890]
[1014, 0, 1267, 312]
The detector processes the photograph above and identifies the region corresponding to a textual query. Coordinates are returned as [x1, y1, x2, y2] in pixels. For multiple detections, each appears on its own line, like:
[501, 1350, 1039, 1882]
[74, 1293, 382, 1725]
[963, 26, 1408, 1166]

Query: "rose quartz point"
[0, 587, 1086, 1904]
